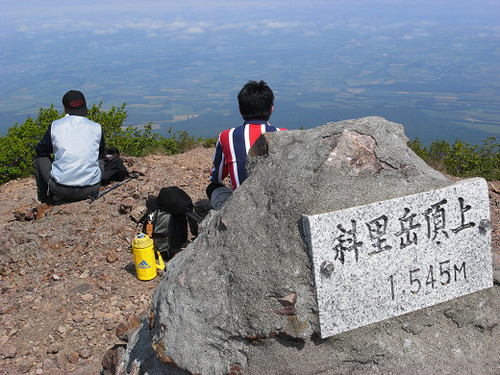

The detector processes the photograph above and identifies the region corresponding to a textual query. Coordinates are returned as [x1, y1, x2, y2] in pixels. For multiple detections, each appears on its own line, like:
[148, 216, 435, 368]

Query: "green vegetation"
[408, 136, 500, 181]
[1, 103, 499, 185]
[0, 105, 60, 184]
[0, 103, 205, 184]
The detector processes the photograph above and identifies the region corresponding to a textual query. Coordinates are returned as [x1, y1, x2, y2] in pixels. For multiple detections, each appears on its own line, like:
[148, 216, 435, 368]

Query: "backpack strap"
[186, 211, 204, 224]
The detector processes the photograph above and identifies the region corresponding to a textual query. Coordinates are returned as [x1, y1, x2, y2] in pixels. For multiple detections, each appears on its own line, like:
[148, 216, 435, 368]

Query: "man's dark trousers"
[34, 157, 103, 203]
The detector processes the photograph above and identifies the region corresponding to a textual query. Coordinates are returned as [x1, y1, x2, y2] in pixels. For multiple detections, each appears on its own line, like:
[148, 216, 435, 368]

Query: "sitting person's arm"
[207, 135, 233, 210]
[207, 136, 228, 198]
[98, 133, 106, 159]
[35, 125, 53, 158]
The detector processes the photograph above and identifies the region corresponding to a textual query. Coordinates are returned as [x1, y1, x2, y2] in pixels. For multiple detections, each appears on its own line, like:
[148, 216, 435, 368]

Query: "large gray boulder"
[118, 117, 499, 374]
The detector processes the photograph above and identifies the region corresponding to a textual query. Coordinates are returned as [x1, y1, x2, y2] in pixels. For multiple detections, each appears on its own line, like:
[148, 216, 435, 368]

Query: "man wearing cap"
[33, 90, 105, 203]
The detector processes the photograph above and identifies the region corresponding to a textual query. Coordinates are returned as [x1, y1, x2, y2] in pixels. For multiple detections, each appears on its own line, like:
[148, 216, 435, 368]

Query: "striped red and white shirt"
[210, 120, 286, 190]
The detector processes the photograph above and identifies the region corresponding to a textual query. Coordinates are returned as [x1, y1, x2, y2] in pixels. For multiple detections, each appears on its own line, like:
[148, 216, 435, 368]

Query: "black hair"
[237, 80, 274, 121]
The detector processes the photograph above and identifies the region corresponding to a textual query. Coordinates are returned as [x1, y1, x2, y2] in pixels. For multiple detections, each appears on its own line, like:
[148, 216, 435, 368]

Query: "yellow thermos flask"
[131, 233, 165, 281]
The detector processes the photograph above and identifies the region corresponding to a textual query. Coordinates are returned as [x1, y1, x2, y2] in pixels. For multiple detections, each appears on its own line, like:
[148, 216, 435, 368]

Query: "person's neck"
[244, 119, 268, 125]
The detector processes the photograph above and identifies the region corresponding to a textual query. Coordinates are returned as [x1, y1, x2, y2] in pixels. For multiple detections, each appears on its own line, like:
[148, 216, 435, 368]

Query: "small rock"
[42, 358, 53, 368]
[77, 347, 93, 359]
[0, 343, 17, 359]
[72, 313, 84, 323]
[52, 274, 61, 281]
[81, 294, 93, 302]
[116, 314, 143, 342]
[13, 205, 35, 221]
[47, 342, 62, 354]
[278, 293, 297, 306]
[67, 351, 80, 364]
[105, 321, 115, 331]
[35, 203, 52, 220]
[101, 344, 126, 375]
[118, 197, 135, 214]
[18, 360, 33, 373]
[55, 352, 66, 368]
[130, 206, 146, 222]
[0, 304, 17, 315]
[488, 181, 500, 194]
[493, 269, 500, 285]
[70, 282, 93, 294]
[131, 162, 147, 176]
[106, 251, 118, 263]
[79, 270, 90, 279]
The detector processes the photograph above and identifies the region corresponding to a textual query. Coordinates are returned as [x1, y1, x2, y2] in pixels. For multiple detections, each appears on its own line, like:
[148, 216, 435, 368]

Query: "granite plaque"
[302, 178, 493, 338]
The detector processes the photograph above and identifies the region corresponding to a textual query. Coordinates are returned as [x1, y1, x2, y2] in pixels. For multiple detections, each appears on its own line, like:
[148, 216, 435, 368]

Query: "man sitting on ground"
[206, 80, 286, 210]
[34, 90, 105, 203]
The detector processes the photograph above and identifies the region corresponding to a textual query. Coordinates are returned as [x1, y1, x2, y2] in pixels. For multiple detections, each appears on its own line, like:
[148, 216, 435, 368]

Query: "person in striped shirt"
[207, 80, 286, 210]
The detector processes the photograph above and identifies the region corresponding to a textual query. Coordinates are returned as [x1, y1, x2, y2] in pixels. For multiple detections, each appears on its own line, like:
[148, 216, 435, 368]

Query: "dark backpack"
[101, 147, 129, 185]
[141, 187, 204, 262]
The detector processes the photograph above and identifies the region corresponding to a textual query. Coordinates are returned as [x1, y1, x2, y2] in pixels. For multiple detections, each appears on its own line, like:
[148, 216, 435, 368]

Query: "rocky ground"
[0, 146, 499, 375]
[0, 146, 214, 375]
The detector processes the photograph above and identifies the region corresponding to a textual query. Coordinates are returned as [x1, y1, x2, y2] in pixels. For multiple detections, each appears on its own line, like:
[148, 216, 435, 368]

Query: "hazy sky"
[2, 0, 498, 60]
[2, 0, 499, 37]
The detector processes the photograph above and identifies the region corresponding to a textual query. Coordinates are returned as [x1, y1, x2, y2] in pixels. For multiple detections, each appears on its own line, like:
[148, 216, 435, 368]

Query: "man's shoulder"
[222, 123, 245, 132]
[54, 115, 101, 127]
[81, 117, 101, 127]
[219, 125, 242, 138]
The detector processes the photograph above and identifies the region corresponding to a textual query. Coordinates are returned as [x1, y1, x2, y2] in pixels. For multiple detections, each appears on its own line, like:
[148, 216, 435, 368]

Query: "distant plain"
[1, 0, 498, 145]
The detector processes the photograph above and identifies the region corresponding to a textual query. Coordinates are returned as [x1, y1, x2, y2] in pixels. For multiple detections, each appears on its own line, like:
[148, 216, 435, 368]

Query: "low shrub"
[0, 106, 61, 183]
[0, 103, 211, 184]
[408, 136, 500, 181]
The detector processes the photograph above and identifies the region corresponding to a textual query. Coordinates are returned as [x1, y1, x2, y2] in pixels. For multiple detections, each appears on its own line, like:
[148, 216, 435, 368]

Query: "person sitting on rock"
[206, 80, 286, 210]
[33, 90, 105, 203]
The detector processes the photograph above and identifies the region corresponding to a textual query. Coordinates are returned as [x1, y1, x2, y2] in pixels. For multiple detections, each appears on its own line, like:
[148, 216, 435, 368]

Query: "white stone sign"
[302, 178, 493, 338]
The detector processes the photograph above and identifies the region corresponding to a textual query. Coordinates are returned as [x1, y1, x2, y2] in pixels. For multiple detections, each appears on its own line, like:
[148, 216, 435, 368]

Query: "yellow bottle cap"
[132, 233, 154, 249]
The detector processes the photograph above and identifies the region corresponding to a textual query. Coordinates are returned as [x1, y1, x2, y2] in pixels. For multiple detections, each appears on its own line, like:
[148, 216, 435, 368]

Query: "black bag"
[147, 209, 187, 261]
[101, 147, 129, 185]
[141, 187, 205, 262]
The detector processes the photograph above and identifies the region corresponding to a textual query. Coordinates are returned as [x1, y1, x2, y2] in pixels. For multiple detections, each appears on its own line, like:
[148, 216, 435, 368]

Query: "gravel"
[0, 146, 214, 375]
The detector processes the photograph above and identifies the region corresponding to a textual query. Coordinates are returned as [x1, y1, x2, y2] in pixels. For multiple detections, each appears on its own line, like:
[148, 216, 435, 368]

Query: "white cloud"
[168, 21, 189, 30]
[94, 29, 119, 35]
[303, 30, 318, 37]
[262, 20, 299, 29]
[184, 27, 205, 35]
